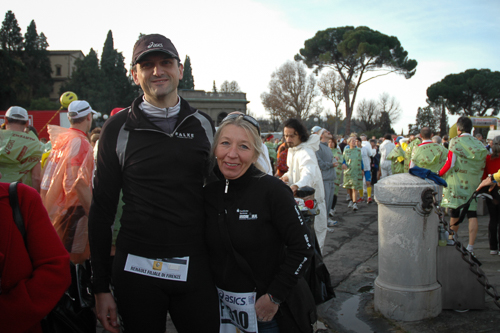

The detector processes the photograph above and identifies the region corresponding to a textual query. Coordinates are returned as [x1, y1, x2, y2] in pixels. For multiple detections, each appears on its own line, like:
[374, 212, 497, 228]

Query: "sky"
[2, 0, 500, 133]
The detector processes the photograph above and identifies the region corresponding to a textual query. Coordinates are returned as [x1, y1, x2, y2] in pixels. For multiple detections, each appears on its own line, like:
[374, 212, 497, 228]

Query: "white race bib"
[218, 287, 258, 333]
[124, 254, 189, 282]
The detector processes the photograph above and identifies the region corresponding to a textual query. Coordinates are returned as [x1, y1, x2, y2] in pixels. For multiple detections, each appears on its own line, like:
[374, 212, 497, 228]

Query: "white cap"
[311, 125, 322, 134]
[68, 100, 97, 119]
[6, 106, 28, 121]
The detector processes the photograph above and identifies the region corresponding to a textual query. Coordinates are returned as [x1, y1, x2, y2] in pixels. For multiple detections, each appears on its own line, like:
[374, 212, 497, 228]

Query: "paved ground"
[318, 186, 500, 333]
[100, 181, 500, 333]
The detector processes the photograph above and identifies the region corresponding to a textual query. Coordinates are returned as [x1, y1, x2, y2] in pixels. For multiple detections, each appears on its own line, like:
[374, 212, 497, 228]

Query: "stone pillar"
[374, 173, 442, 321]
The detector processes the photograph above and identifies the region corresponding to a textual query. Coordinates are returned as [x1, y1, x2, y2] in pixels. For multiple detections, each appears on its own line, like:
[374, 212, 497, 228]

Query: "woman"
[0, 181, 71, 332]
[204, 114, 315, 333]
[479, 135, 500, 255]
[329, 137, 342, 216]
[342, 137, 363, 211]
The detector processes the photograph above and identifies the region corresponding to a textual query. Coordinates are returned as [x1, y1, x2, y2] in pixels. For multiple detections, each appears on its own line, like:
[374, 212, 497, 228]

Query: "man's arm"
[31, 161, 41, 193]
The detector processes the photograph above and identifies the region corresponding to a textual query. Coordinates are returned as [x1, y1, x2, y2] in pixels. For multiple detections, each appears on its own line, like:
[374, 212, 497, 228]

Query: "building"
[178, 90, 249, 125]
[48, 50, 84, 101]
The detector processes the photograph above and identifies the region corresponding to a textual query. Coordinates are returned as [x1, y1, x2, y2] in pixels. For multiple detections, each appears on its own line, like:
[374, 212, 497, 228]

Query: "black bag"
[275, 277, 316, 333]
[8, 182, 96, 333]
[305, 238, 335, 305]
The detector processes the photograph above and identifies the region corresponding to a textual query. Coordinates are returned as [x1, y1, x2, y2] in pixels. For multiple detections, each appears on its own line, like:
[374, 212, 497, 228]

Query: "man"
[432, 135, 442, 144]
[439, 117, 488, 255]
[88, 34, 219, 332]
[342, 136, 363, 210]
[379, 133, 395, 179]
[41, 100, 95, 265]
[369, 139, 380, 189]
[359, 135, 375, 203]
[410, 127, 448, 173]
[281, 119, 327, 253]
[311, 126, 338, 227]
[475, 132, 486, 146]
[442, 135, 449, 149]
[0, 106, 42, 191]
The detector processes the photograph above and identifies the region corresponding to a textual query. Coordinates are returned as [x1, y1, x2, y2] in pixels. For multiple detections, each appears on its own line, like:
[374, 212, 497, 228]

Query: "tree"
[178, 55, 194, 90]
[0, 50, 26, 109]
[99, 30, 136, 113]
[61, 48, 104, 110]
[261, 60, 319, 122]
[427, 68, 500, 117]
[318, 70, 350, 134]
[354, 93, 401, 133]
[220, 80, 241, 93]
[0, 10, 23, 54]
[414, 106, 439, 134]
[21, 20, 53, 102]
[296, 26, 417, 134]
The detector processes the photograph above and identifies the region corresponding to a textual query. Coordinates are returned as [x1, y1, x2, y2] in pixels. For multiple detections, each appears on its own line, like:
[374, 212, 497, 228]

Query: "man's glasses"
[221, 113, 260, 135]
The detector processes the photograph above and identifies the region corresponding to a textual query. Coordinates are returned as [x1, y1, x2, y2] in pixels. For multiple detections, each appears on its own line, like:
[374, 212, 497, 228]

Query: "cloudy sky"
[2, 0, 499, 132]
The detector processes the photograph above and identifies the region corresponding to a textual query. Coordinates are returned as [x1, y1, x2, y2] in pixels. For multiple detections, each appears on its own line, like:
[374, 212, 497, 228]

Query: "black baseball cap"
[132, 34, 180, 65]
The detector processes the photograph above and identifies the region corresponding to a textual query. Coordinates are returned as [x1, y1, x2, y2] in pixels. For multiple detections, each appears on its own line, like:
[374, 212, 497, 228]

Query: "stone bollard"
[374, 173, 442, 321]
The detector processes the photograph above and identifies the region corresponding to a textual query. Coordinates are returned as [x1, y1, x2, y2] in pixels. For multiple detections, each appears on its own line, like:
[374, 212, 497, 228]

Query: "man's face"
[284, 127, 302, 148]
[320, 130, 333, 142]
[132, 53, 183, 102]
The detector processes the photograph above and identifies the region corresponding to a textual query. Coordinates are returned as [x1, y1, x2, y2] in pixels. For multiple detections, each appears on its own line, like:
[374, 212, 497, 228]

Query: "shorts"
[364, 170, 371, 183]
[450, 208, 477, 219]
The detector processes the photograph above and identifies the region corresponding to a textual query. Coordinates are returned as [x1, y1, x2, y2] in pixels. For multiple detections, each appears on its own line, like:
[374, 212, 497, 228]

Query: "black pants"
[112, 249, 220, 333]
[485, 199, 500, 251]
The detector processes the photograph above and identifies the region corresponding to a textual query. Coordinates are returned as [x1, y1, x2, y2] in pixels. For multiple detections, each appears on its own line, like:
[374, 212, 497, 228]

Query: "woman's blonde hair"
[491, 135, 500, 159]
[210, 115, 265, 173]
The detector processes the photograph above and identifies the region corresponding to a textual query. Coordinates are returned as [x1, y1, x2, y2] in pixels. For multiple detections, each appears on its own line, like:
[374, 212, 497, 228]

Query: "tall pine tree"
[0, 10, 23, 54]
[178, 55, 194, 90]
[100, 30, 136, 113]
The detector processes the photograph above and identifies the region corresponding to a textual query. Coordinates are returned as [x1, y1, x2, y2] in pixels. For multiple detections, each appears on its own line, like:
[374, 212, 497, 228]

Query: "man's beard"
[286, 142, 294, 148]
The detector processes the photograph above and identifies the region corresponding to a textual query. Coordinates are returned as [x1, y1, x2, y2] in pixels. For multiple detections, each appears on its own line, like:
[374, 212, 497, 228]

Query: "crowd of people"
[1, 32, 499, 333]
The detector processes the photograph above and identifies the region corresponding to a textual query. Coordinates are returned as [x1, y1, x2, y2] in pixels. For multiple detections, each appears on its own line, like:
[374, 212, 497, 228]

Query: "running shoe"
[327, 219, 338, 227]
[490, 250, 499, 255]
[346, 194, 351, 201]
[356, 197, 364, 203]
[367, 198, 373, 204]
[329, 209, 336, 217]
[352, 203, 358, 211]
[347, 201, 353, 208]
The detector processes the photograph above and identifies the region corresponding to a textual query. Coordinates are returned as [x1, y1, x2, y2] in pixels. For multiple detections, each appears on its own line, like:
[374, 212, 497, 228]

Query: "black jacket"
[89, 95, 215, 293]
[204, 164, 314, 302]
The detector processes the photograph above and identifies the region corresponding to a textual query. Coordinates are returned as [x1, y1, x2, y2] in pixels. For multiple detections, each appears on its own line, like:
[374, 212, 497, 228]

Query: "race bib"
[218, 287, 258, 333]
[124, 254, 189, 282]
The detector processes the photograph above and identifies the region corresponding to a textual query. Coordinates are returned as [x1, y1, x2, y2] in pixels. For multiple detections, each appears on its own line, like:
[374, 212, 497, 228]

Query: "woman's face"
[215, 124, 257, 180]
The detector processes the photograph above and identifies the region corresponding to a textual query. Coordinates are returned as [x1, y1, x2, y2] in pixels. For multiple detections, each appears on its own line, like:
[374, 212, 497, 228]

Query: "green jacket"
[0, 130, 42, 186]
[441, 135, 487, 210]
[331, 147, 343, 195]
[404, 138, 421, 173]
[387, 144, 405, 174]
[342, 147, 363, 190]
[411, 142, 448, 173]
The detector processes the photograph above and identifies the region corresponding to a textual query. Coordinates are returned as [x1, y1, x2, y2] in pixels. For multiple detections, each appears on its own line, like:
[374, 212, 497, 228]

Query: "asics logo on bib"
[148, 42, 163, 48]
[224, 295, 247, 306]
[176, 132, 194, 139]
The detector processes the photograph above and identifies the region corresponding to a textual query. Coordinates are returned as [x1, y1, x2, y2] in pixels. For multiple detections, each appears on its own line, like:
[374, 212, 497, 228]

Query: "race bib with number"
[218, 287, 258, 333]
[124, 254, 189, 282]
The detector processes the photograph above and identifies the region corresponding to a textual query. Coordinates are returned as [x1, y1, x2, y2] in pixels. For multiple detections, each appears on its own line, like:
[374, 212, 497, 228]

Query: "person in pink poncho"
[40, 100, 96, 264]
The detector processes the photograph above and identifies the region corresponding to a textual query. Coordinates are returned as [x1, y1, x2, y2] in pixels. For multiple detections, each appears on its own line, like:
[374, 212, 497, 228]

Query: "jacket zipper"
[133, 112, 198, 138]
[225, 179, 229, 193]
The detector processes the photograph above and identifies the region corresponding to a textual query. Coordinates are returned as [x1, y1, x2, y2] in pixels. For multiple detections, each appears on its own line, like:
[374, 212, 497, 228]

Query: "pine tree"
[0, 10, 23, 53]
[100, 30, 137, 113]
[178, 55, 194, 90]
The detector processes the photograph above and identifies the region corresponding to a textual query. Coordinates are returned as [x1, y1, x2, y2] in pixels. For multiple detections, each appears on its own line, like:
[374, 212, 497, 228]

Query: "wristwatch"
[267, 293, 282, 305]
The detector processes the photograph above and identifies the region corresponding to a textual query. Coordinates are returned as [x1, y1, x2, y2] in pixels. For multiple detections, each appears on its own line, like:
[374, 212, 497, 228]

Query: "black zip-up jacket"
[89, 95, 215, 293]
[204, 164, 314, 302]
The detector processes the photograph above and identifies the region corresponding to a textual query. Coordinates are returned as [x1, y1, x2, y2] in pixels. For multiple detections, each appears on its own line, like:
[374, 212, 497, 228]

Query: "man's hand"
[280, 175, 289, 183]
[95, 293, 120, 333]
[333, 161, 339, 167]
[255, 294, 279, 323]
[477, 177, 496, 192]
[290, 184, 299, 195]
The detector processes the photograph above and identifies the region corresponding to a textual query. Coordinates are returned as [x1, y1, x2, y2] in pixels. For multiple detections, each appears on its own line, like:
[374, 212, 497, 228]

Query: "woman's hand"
[342, 164, 347, 170]
[95, 293, 120, 333]
[255, 294, 279, 322]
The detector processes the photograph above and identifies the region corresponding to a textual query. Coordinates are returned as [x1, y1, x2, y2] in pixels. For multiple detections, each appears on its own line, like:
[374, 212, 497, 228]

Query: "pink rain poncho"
[41, 125, 94, 264]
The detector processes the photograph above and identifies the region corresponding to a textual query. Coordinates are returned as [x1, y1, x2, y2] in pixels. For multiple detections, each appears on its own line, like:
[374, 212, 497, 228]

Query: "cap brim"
[134, 49, 180, 64]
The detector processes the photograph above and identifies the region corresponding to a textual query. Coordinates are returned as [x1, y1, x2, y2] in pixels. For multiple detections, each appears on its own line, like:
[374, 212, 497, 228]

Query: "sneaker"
[356, 197, 364, 203]
[327, 227, 335, 233]
[327, 220, 338, 227]
[352, 203, 358, 211]
[347, 201, 353, 208]
[346, 194, 351, 201]
[490, 250, 499, 255]
[329, 209, 335, 217]
[367, 198, 373, 204]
